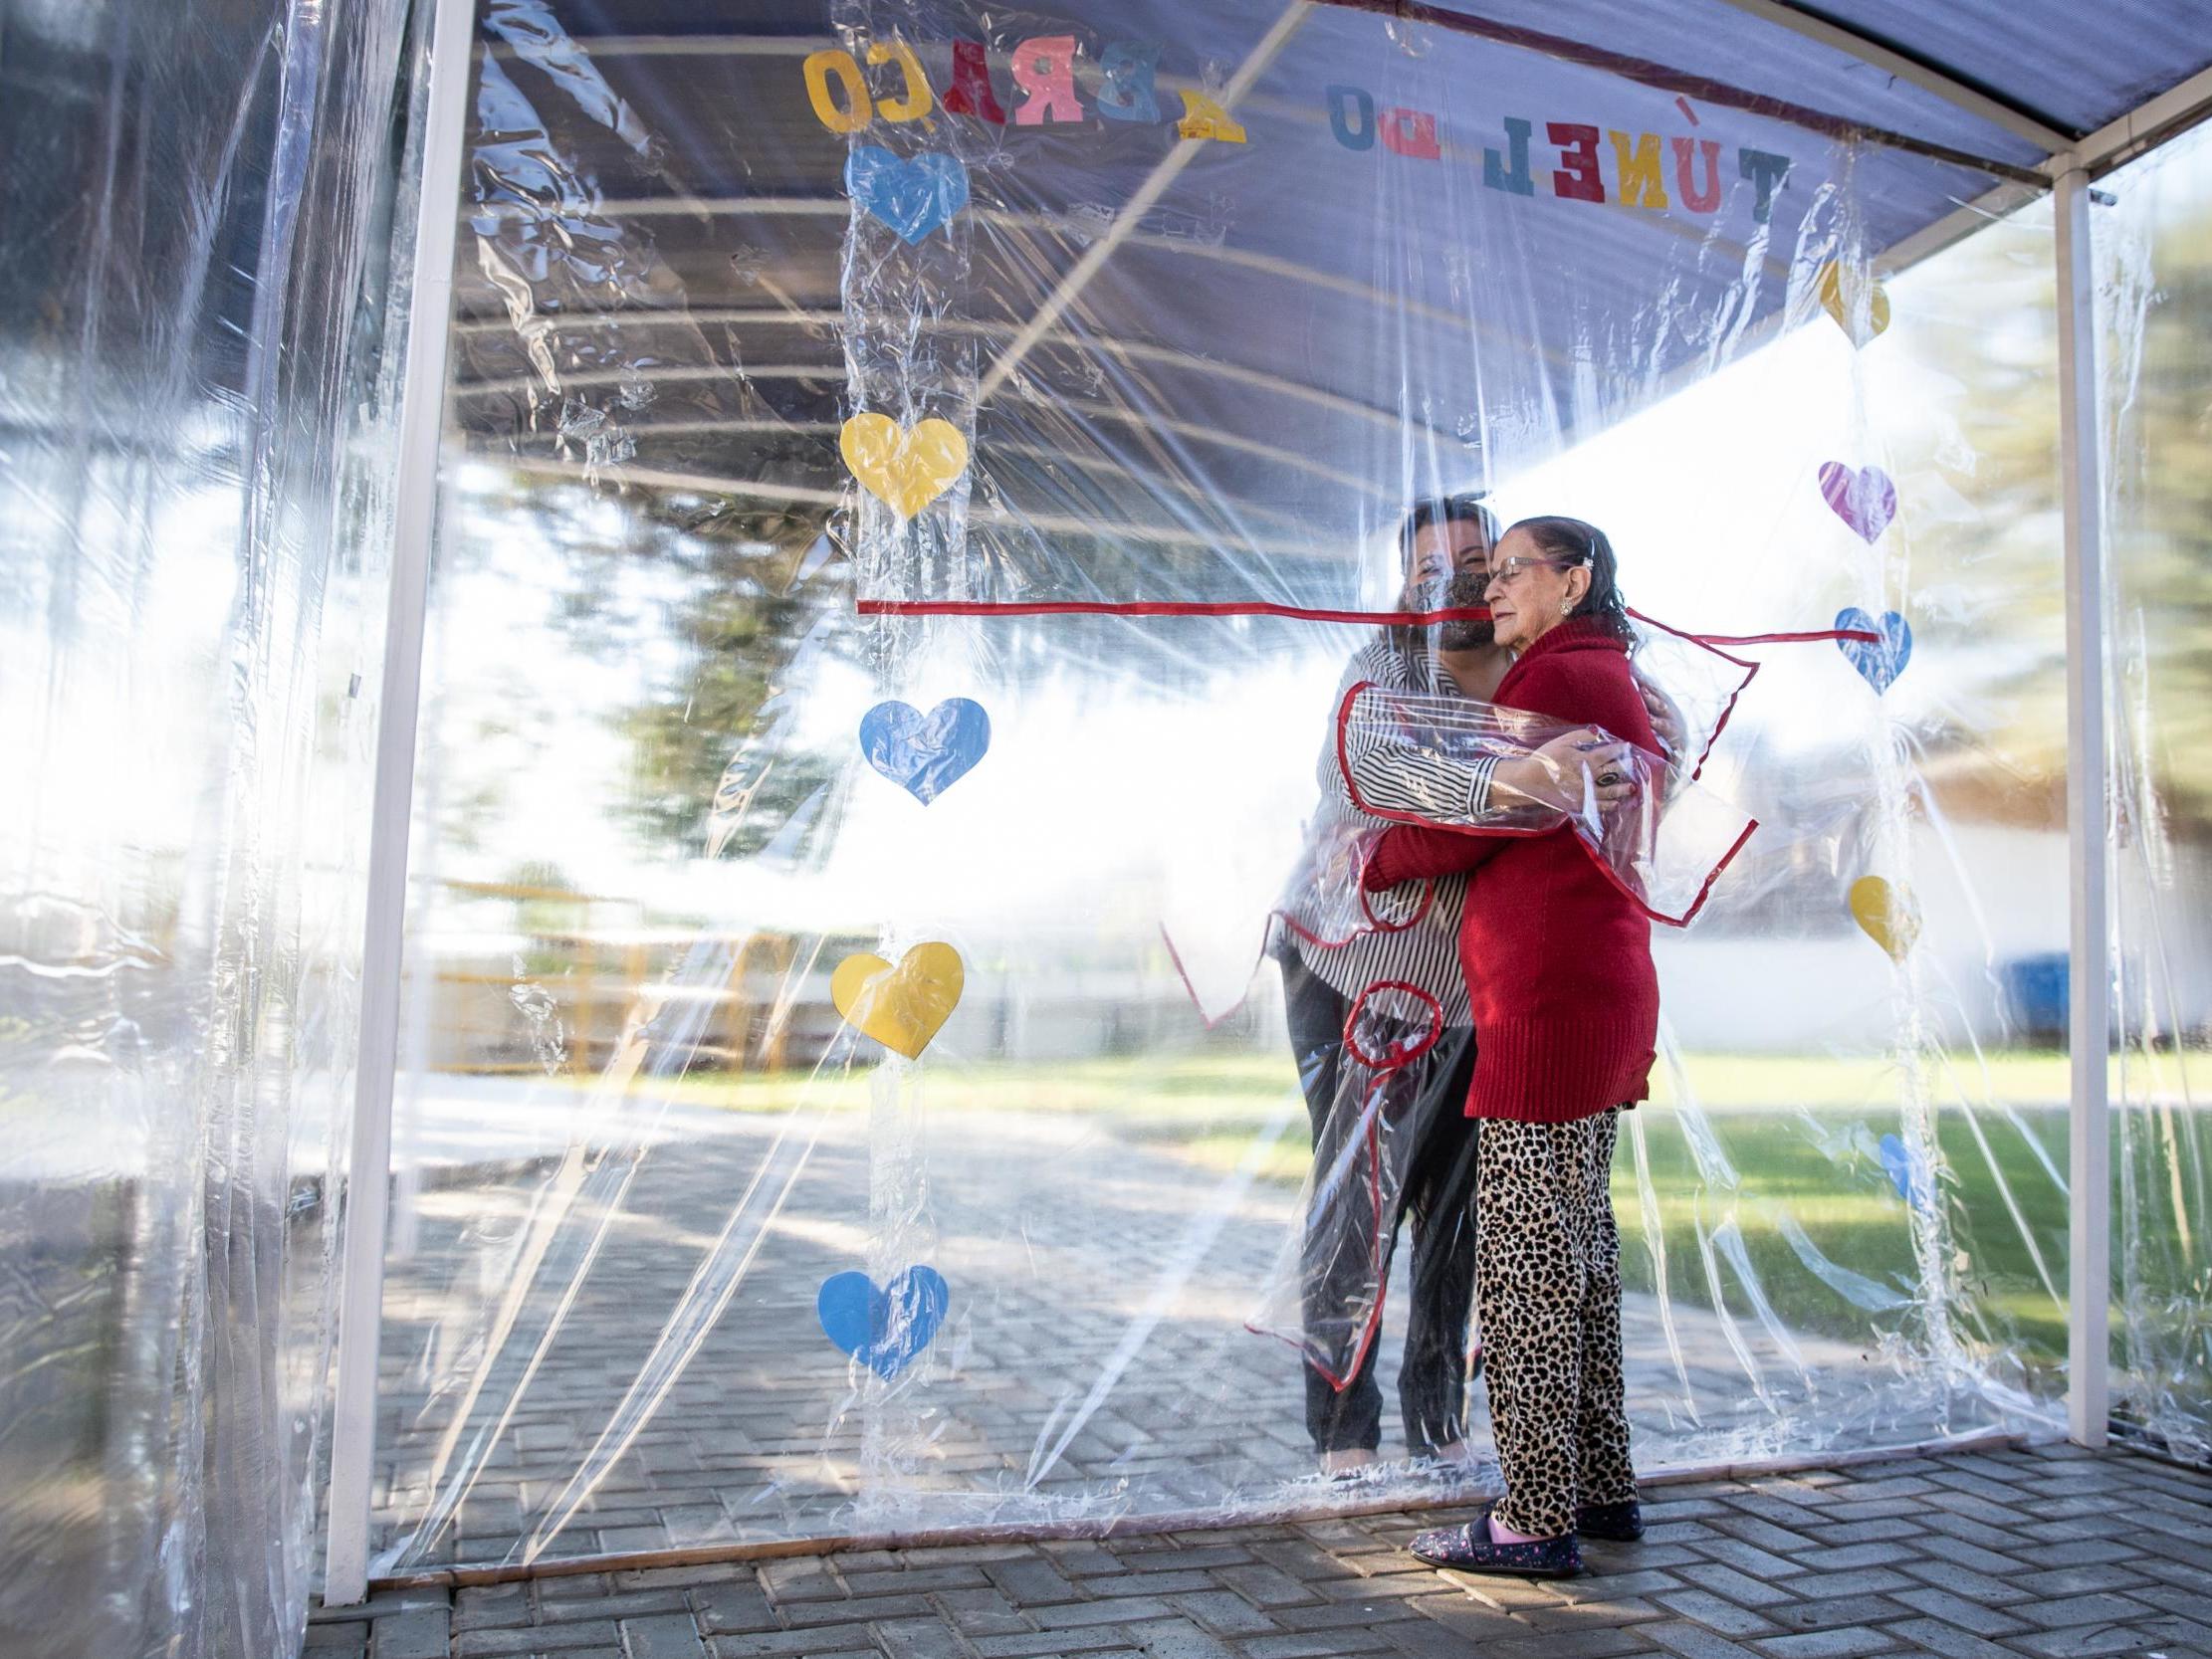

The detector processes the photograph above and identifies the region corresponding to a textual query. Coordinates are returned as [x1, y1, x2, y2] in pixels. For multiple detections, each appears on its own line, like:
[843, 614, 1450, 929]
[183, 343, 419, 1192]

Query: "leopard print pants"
[1476, 1109, 1637, 1539]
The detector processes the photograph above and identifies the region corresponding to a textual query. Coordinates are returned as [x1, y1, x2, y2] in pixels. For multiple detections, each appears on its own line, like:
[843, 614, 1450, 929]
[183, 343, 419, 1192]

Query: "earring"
[1563, 600, 1576, 616]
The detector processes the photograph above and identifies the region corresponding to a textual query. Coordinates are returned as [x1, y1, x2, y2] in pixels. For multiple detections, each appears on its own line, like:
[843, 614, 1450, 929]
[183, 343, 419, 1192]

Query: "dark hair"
[1505, 515, 1634, 642]
[1398, 493, 1500, 572]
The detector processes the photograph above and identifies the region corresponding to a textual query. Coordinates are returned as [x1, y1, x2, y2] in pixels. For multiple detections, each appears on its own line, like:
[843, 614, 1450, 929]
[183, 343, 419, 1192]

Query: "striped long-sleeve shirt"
[1275, 637, 1497, 1028]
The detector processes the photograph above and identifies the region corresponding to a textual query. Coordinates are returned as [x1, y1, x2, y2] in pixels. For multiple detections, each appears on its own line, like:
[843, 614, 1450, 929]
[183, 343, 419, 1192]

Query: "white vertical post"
[324, 0, 479, 1605]
[2055, 164, 2111, 1450]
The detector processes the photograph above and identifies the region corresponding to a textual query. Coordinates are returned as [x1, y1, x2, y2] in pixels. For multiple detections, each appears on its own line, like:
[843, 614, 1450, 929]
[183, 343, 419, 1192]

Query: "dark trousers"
[1282, 954, 1480, 1455]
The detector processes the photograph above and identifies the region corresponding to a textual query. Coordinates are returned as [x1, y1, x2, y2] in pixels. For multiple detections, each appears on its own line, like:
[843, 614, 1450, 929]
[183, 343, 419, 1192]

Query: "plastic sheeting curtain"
[0, 0, 415, 1653]
[369, 0, 2087, 1577]
[2101, 121, 2212, 1468]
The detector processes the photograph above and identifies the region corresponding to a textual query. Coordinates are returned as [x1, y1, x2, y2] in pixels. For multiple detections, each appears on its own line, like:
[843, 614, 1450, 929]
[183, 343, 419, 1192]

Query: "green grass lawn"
[1619, 1098, 2071, 1370]
[563, 1047, 2083, 1375]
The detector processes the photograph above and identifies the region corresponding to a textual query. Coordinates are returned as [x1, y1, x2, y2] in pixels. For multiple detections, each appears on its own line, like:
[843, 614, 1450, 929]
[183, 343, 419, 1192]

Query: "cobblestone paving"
[314, 1443, 2212, 1659]
[368, 1101, 1964, 1570]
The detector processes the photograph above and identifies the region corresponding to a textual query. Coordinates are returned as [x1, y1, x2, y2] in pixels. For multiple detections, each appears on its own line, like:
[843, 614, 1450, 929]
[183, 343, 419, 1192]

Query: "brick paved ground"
[367, 1095, 1972, 1571]
[313, 1442, 2212, 1659]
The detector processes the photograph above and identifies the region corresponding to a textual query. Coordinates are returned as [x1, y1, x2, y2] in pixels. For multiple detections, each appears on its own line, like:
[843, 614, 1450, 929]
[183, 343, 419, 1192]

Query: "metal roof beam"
[480, 418, 1318, 529]
[459, 195, 1565, 358]
[2049, 60, 2212, 179]
[448, 308, 1420, 433]
[497, 453, 1347, 556]
[455, 365, 1393, 496]
[977, 0, 1313, 401]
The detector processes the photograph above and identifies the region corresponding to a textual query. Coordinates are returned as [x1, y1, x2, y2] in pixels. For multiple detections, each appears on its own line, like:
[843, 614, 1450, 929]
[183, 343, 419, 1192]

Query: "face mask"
[1405, 572, 1450, 612]
[1438, 571, 1494, 651]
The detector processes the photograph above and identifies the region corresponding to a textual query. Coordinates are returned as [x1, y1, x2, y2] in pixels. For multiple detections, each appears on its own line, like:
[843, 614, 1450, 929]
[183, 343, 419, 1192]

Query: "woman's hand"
[1489, 728, 1638, 813]
[1635, 674, 1686, 765]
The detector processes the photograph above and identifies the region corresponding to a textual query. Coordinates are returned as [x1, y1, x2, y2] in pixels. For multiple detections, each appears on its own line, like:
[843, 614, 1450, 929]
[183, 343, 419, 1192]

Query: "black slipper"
[1411, 1521, 1582, 1578]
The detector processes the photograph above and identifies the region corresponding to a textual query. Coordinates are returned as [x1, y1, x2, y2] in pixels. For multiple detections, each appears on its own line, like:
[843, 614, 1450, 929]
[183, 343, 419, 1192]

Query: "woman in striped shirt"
[1272, 494, 1506, 1475]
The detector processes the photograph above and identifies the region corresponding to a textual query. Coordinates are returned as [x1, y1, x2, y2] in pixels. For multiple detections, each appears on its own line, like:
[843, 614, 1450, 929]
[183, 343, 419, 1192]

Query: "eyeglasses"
[1487, 554, 1590, 585]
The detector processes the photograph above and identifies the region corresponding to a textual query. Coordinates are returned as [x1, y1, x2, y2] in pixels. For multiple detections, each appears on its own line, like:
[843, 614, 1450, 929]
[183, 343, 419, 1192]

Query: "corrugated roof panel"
[1784, 0, 2212, 137]
[1334, 0, 2054, 167]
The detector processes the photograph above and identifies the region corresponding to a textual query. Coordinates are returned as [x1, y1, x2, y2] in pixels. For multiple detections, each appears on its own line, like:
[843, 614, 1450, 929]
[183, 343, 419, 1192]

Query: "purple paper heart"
[1819, 462, 1897, 543]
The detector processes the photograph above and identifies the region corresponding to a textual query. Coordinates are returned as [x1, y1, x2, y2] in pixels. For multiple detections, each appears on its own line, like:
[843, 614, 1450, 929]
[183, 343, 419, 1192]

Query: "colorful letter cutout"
[943, 39, 1006, 122]
[865, 40, 933, 123]
[1381, 107, 1441, 160]
[1484, 117, 1536, 195]
[1097, 41, 1162, 122]
[802, 48, 871, 133]
[1328, 85, 1376, 150]
[1549, 122, 1606, 202]
[1739, 147, 1792, 223]
[1177, 88, 1246, 143]
[1011, 35, 1082, 124]
[1672, 136, 1723, 212]
[1609, 130, 1669, 208]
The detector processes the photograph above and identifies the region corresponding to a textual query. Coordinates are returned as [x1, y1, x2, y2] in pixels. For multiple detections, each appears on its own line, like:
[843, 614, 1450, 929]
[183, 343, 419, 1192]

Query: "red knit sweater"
[1361, 619, 1660, 1123]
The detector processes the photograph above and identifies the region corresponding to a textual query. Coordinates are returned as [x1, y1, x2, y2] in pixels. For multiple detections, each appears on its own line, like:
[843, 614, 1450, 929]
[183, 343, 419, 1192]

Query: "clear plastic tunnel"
[367, 0, 2083, 1575]
[11, 0, 2212, 1648]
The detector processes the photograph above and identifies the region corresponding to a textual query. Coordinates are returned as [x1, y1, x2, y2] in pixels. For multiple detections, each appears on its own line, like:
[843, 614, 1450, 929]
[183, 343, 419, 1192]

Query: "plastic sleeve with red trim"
[1330, 681, 1759, 929]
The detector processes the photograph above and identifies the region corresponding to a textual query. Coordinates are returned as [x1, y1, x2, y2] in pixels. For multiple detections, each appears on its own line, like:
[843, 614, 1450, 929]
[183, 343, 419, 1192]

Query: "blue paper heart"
[860, 699, 991, 803]
[817, 1266, 949, 1378]
[845, 147, 970, 245]
[1835, 607, 1913, 694]
[1878, 1133, 1932, 1211]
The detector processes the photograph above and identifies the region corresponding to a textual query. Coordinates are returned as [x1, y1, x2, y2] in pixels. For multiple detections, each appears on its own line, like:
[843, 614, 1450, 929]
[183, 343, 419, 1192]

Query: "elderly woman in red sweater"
[1361, 515, 1655, 1580]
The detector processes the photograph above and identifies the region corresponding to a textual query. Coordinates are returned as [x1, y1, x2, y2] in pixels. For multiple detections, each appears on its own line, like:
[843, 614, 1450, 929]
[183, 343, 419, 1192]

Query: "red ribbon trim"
[857, 598, 1496, 625]
[857, 597, 1882, 647]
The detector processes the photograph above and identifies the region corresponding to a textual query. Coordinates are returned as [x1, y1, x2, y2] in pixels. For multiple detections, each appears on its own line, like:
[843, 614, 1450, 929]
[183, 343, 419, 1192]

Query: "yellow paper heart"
[831, 941, 964, 1059]
[840, 413, 969, 518]
[1817, 261, 1891, 345]
[1850, 875, 1919, 962]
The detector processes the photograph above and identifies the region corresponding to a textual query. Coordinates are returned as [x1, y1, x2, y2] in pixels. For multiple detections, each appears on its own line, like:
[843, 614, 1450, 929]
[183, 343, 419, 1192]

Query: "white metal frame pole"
[2055, 163, 2111, 1450]
[325, 0, 481, 1605]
